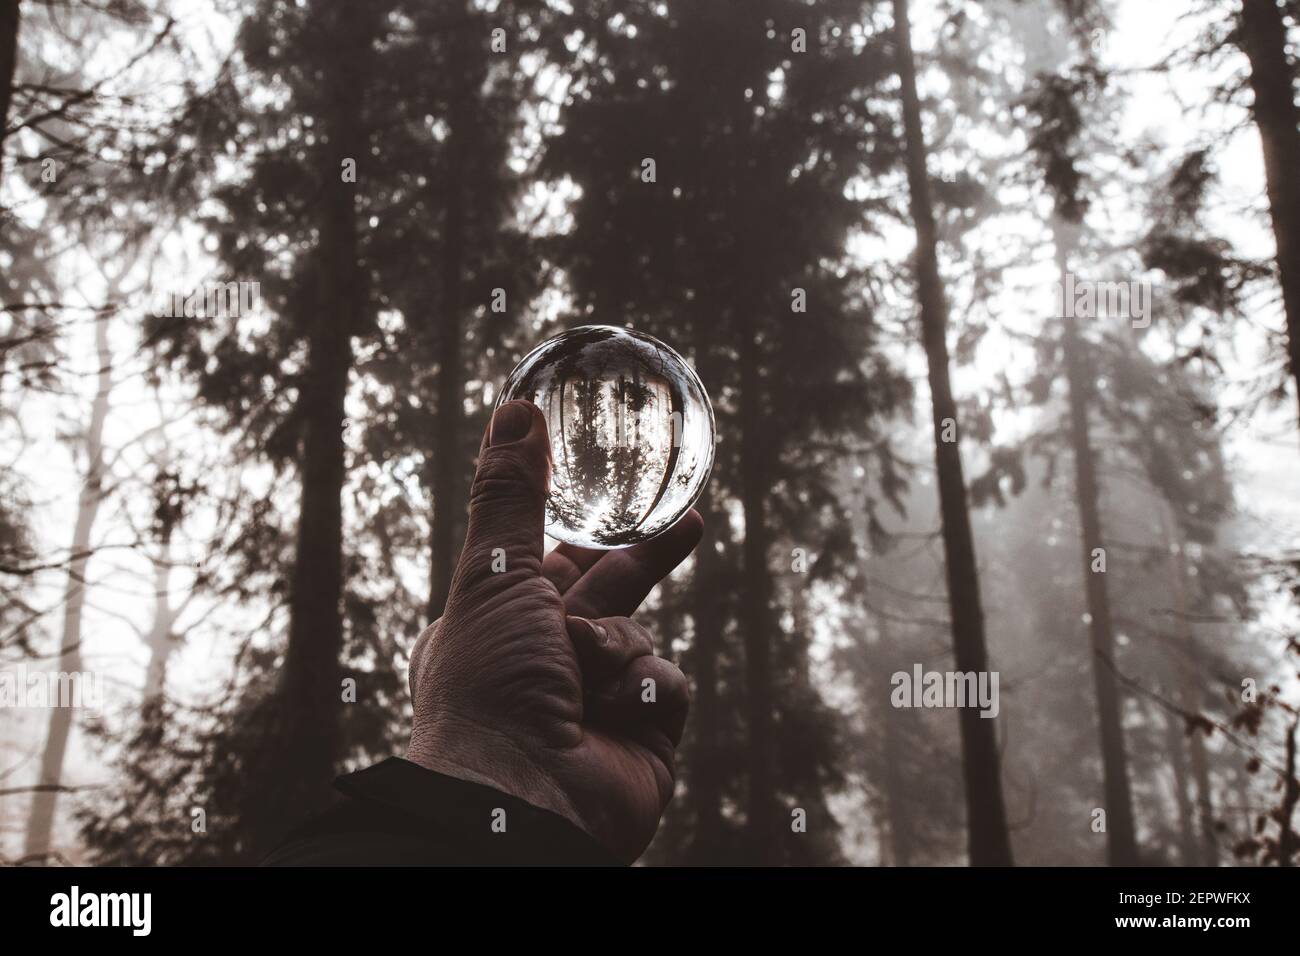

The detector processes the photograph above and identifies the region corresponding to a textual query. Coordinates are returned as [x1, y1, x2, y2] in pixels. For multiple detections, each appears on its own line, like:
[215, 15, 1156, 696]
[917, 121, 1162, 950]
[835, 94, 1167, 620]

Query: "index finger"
[542, 542, 605, 594]
[558, 509, 704, 619]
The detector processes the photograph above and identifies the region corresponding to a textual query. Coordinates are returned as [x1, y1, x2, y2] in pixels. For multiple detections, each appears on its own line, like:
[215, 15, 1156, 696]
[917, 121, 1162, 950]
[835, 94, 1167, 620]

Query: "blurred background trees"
[1, 0, 1297, 866]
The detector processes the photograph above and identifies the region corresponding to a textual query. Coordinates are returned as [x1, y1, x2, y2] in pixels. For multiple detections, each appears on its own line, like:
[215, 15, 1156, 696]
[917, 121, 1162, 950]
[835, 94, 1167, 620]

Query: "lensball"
[496, 325, 715, 549]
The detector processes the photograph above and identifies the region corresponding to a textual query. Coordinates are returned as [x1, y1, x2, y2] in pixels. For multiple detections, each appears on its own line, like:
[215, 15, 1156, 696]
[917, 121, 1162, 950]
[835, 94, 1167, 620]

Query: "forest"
[1, 0, 1299, 868]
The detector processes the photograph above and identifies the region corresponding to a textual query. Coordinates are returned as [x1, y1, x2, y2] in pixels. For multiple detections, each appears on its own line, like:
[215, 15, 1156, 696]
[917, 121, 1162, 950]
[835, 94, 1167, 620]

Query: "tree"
[891, 0, 1014, 866]
[22, 276, 114, 861]
[542, 0, 908, 863]
[0, 0, 19, 175]
[1235, 0, 1300, 424]
[372, 1, 544, 623]
[274, 0, 375, 846]
[1051, 214, 1140, 866]
[996, 0, 1143, 865]
[146, 0, 393, 853]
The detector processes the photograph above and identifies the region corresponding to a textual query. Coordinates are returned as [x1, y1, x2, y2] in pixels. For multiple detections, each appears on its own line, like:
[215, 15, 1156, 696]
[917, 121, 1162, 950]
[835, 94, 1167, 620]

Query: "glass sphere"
[497, 325, 715, 549]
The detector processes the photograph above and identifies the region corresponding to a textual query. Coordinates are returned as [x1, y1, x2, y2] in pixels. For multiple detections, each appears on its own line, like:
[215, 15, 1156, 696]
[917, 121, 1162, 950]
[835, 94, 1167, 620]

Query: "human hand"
[406, 400, 703, 862]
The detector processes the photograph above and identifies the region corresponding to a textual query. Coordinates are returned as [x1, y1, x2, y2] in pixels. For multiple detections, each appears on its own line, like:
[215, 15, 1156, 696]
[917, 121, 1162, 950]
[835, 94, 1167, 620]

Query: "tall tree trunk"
[685, 315, 726, 860]
[1278, 717, 1299, 866]
[875, 612, 914, 866]
[271, 3, 371, 850]
[141, 537, 175, 706]
[1163, 706, 1200, 865]
[718, 47, 780, 863]
[738, 329, 778, 863]
[685, 494, 725, 860]
[1175, 593, 1220, 867]
[1238, 0, 1300, 424]
[1185, 693, 1221, 866]
[1162, 498, 1220, 866]
[892, 0, 1014, 866]
[1053, 225, 1140, 865]
[1234, 768, 1254, 846]
[427, 13, 470, 623]
[0, 0, 20, 186]
[23, 291, 111, 861]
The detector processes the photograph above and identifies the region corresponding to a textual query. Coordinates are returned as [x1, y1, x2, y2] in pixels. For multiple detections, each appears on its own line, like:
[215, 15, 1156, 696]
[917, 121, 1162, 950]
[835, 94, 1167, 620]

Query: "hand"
[406, 400, 703, 862]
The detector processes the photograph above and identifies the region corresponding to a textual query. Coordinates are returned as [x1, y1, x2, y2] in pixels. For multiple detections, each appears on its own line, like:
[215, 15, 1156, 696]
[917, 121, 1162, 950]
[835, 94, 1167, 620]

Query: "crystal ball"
[497, 325, 715, 549]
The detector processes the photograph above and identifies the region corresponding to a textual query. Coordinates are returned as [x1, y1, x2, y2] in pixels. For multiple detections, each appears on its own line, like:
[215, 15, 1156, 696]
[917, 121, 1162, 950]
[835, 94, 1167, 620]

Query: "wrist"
[406, 716, 589, 841]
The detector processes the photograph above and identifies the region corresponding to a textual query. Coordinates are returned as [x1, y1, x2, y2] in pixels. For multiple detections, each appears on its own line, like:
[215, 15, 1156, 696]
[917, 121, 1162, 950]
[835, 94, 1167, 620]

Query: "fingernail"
[490, 401, 533, 447]
[566, 615, 607, 647]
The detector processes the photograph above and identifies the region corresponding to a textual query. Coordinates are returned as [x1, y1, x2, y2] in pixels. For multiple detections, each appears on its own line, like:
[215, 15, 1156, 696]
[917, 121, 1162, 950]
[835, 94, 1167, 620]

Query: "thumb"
[449, 400, 551, 601]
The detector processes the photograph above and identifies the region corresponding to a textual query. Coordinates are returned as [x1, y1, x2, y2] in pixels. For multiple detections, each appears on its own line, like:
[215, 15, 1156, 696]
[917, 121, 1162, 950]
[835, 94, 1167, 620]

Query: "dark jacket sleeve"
[261, 757, 619, 866]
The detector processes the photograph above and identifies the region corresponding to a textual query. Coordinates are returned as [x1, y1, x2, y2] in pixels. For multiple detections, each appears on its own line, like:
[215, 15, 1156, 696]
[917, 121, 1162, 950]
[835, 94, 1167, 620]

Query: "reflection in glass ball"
[497, 325, 715, 549]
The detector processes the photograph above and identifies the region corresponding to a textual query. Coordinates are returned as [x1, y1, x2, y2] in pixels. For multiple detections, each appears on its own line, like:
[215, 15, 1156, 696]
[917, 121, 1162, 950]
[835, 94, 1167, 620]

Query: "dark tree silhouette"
[892, 0, 1014, 866]
[1236, 0, 1300, 424]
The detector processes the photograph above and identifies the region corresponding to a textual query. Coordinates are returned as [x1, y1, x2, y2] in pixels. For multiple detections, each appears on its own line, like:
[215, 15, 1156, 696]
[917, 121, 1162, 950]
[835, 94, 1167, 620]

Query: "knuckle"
[607, 617, 655, 655]
[450, 558, 547, 609]
[456, 544, 523, 584]
[470, 450, 543, 503]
